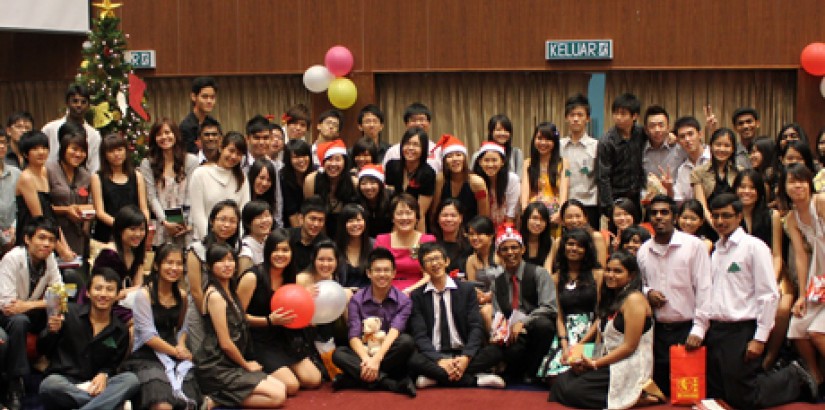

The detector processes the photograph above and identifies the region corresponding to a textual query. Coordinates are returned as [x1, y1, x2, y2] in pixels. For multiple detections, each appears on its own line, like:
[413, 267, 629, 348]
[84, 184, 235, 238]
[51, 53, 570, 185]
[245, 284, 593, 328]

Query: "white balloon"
[820, 77, 825, 99]
[311, 280, 348, 325]
[303, 65, 334, 93]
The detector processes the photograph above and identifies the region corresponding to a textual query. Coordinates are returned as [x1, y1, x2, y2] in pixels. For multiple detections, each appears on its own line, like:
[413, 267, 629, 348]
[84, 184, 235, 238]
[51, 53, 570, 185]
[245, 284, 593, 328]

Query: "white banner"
[0, 0, 89, 33]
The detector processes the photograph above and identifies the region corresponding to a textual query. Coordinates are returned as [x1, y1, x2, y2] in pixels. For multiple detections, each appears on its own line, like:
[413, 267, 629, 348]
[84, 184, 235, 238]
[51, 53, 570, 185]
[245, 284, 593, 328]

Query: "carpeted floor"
[280, 384, 822, 410]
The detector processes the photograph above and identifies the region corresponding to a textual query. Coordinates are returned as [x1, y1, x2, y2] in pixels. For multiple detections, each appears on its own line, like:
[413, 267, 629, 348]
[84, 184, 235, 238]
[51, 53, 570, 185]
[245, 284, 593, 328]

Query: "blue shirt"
[347, 285, 411, 340]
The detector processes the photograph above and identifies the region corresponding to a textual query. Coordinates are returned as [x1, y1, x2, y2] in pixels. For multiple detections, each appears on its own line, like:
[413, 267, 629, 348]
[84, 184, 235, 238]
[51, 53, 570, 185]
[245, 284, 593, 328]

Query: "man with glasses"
[332, 247, 417, 397]
[695, 193, 817, 407]
[637, 194, 711, 397]
[408, 242, 505, 389]
[4, 112, 33, 169]
[488, 223, 556, 383]
[195, 116, 222, 164]
[310, 110, 343, 166]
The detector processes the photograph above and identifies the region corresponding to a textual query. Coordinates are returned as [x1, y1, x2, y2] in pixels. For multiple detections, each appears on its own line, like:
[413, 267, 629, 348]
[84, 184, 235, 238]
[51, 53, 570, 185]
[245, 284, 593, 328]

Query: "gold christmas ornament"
[93, 0, 123, 19]
[91, 102, 114, 128]
[80, 60, 89, 69]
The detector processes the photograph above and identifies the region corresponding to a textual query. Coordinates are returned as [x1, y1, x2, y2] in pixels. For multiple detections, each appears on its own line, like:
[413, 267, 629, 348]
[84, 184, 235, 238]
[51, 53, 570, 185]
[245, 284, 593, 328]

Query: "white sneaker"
[476, 373, 506, 388]
[415, 375, 438, 389]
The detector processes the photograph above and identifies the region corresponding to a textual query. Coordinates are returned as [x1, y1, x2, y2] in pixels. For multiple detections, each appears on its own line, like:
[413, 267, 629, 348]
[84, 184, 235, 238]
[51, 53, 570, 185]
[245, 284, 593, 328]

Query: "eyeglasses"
[215, 216, 238, 224]
[649, 209, 671, 216]
[422, 255, 444, 265]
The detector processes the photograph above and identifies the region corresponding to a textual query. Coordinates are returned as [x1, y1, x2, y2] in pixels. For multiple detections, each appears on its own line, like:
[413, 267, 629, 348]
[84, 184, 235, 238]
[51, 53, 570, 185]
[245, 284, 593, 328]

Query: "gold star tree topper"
[93, 0, 123, 19]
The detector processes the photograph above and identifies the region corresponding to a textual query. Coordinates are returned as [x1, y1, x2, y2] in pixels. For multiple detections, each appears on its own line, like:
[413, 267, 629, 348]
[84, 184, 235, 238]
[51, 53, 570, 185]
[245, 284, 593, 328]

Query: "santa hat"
[477, 141, 506, 158]
[317, 139, 347, 164]
[434, 134, 467, 157]
[495, 222, 523, 250]
[358, 164, 385, 183]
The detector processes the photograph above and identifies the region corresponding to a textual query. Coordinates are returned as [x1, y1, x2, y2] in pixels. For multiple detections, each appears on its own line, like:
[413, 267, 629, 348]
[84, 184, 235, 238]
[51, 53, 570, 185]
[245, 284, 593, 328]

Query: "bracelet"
[266, 316, 273, 327]
[559, 335, 568, 341]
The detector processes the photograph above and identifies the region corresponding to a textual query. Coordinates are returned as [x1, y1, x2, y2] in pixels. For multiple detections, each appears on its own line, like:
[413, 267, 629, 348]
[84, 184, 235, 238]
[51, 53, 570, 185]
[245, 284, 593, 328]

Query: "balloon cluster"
[270, 281, 348, 329]
[303, 45, 358, 109]
[800, 42, 825, 99]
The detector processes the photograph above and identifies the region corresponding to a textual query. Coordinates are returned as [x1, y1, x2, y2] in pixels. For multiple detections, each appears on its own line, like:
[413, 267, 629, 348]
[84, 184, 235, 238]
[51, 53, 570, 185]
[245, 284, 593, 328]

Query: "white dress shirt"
[673, 146, 710, 202]
[638, 230, 712, 337]
[0, 246, 62, 308]
[424, 277, 463, 350]
[699, 227, 778, 342]
[560, 134, 599, 206]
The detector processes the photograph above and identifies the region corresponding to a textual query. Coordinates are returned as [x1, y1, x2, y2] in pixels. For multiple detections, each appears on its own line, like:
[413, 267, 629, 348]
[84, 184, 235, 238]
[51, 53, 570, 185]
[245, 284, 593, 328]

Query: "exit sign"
[125, 50, 156, 69]
[546, 40, 613, 61]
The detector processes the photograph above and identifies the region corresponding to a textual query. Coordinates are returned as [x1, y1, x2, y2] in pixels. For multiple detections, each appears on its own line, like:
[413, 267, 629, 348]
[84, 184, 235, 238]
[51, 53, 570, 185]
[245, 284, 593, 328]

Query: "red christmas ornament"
[103, 46, 112, 57]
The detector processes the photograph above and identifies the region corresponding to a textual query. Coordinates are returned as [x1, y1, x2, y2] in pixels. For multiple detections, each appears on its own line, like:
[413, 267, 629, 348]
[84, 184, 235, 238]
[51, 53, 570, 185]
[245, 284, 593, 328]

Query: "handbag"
[670, 345, 706, 405]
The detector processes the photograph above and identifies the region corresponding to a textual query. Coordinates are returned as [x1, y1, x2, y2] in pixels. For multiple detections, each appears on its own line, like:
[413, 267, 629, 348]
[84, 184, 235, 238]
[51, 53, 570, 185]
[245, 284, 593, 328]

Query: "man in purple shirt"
[331, 247, 416, 397]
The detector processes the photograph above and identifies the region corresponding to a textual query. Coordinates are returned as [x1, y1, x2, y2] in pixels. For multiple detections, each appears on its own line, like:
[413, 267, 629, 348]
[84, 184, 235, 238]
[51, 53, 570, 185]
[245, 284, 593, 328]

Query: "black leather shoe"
[6, 377, 23, 410]
[395, 377, 417, 398]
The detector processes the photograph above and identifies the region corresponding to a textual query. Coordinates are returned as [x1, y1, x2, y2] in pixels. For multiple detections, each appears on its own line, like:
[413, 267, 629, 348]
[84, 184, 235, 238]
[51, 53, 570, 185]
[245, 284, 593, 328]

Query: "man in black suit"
[408, 243, 504, 389]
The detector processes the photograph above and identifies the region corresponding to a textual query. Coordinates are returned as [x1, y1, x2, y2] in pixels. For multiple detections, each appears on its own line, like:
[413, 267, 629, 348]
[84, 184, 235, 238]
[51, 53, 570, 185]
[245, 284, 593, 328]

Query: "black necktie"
[439, 291, 451, 351]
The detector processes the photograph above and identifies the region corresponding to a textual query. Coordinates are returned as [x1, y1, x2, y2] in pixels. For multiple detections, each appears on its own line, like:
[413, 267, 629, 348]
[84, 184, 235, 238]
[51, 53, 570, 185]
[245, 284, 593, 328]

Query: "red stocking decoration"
[128, 73, 150, 121]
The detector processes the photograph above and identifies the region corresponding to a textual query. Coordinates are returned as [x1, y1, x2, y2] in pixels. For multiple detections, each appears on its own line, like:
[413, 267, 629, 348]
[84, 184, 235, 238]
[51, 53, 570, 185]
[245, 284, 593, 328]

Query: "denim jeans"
[39, 372, 139, 410]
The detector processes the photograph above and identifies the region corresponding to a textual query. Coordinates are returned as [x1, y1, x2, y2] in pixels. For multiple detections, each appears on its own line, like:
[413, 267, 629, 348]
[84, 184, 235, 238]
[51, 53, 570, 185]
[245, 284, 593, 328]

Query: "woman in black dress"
[236, 229, 323, 396]
[126, 243, 202, 409]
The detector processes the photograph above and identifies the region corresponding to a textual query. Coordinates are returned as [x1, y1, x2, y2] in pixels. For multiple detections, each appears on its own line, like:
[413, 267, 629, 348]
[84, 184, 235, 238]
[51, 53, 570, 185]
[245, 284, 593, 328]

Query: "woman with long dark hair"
[126, 243, 202, 409]
[248, 159, 283, 229]
[676, 199, 713, 253]
[385, 127, 436, 231]
[733, 169, 792, 370]
[776, 123, 809, 152]
[334, 204, 373, 289]
[464, 215, 498, 330]
[280, 139, 316, 228]
[551, 250, 657, 408]
[356, 164, 392, 238]
[303, 140, 358, 237]
[431, 134, 489, 223]
[520, 202, 553, 269]
[470, 114, 524, 173]
[237, 229, 322, 397]
[547, 199, 608, 270]
[140, 119, 199, 248]
[88, 205, 148, 322]
[521, 122, 569, 228]
[90, 133, 150, 243]
[238, 200, 274, 274]
[188, 131, 249, 240]
[472, 142, 519, 227]
[780, 163, 825, 388]
[691, 128, 741, 222]
[538, 228, 601, 379]
[194, 243, 287, 408]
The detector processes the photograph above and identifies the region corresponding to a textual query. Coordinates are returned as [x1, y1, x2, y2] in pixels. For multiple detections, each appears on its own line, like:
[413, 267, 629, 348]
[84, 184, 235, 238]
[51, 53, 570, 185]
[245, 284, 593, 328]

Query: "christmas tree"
[75, 0, 151, 164]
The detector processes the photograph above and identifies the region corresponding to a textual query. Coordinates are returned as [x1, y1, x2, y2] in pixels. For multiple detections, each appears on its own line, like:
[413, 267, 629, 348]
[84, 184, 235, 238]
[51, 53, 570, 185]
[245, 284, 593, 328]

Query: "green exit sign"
[545, 40, 613, 61]
[125, 50, 156, 69]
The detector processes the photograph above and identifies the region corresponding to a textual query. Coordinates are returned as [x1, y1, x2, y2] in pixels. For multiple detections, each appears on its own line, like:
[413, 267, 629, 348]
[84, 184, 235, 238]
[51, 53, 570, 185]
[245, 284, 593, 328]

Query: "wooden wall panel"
[362, 0, 429, 71]
[119, 0, 180, 75]
[235, 1, 304, 74]
[176, 0, 239, 74]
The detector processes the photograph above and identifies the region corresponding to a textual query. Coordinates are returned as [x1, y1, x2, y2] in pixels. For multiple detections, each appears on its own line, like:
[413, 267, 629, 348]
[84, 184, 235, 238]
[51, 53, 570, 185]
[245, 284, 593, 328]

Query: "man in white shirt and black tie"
[696, 193, 817, 407]
[408, 243, 504, 389]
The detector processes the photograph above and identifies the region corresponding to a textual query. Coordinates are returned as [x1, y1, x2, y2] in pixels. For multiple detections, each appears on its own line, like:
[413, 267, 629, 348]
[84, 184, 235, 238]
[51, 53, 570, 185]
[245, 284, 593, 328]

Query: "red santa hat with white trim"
[358, 164, 385, 183]
[317, 139, 348, 164]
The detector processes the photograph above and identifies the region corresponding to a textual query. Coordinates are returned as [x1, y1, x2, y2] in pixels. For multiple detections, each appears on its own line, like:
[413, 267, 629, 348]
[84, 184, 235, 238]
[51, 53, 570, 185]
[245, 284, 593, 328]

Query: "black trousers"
[652, 320, 692, 397]
[705, 320, 801, 409]
[492, 316, 555, 379]
[332, 333, 414, 383]
[582, 205, 601, 231]
[0, 310, 46, 378]
[407, 344, 502, 387]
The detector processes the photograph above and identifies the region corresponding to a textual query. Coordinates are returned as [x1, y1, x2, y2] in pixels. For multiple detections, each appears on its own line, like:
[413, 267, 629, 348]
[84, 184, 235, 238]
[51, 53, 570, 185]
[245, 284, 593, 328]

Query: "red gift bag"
[670, 345, 706, 405]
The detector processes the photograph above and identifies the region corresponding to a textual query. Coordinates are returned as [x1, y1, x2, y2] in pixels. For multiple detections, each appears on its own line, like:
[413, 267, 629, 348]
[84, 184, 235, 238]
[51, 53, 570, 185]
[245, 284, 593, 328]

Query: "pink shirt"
[638, 230, 712, 338]
[374, 233, 436, 291]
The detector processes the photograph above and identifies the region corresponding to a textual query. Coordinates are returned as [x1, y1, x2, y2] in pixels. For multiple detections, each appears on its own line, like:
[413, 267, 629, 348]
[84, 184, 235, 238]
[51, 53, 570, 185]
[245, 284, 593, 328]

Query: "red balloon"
[801, 42, 825, 76]
[270, 284, 315, 329]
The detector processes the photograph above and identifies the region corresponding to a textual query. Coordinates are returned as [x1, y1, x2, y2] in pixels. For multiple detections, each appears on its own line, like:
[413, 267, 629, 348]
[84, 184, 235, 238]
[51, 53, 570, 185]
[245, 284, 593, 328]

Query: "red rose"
[77, 187, 89, 198]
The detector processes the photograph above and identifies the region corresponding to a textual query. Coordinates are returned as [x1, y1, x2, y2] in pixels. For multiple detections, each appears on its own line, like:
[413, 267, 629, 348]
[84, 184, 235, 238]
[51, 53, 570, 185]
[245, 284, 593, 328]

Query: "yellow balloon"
[327, 78, 357, 109]
[80, 60, 89, 69]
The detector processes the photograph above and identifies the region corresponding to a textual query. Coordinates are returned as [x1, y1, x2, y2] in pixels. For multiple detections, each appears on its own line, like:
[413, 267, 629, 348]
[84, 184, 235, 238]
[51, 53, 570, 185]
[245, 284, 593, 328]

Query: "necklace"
[565, 280, 577, 290]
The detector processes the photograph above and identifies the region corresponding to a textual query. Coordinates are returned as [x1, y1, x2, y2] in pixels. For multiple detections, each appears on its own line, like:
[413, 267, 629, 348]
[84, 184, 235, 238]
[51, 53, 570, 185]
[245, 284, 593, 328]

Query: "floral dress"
[537, 276, 597, 378]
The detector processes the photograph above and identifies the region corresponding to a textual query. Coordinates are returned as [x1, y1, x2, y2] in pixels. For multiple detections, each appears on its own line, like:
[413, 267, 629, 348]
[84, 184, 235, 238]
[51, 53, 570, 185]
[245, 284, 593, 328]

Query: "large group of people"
[0, 76, 823, 409]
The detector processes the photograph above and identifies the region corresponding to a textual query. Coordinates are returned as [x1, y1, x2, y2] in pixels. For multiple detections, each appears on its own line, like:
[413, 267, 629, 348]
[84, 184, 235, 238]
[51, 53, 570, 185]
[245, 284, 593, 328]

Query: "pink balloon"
[325, 45, 354, 76]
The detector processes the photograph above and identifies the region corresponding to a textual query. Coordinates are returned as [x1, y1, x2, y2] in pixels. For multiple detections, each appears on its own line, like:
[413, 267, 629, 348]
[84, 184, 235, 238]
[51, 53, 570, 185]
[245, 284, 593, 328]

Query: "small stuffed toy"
[362, 316, 386, 356]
